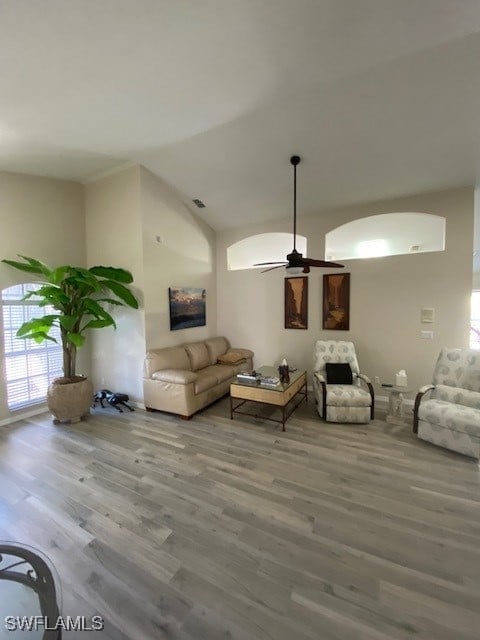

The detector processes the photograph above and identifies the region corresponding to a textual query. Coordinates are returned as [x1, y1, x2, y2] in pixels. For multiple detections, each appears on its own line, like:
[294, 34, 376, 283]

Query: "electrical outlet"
[374, 376, 380, 384]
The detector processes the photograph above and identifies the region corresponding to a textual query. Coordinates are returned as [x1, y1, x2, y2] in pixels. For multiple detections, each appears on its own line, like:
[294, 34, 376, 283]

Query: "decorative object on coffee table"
[285, 276, 308, 329]
[278, 358, 290, 383]
[323, 273, 350, 330]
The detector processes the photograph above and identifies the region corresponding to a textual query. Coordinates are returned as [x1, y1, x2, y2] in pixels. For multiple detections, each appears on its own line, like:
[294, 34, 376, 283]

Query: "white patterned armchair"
[313, 340, 374, 423]
[413, 347, 480, 459]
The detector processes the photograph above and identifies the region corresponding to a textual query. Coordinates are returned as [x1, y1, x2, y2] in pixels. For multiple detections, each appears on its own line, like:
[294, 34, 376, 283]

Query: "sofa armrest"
[314, 372, 327, 416]
[357, 372, 371, 384]
[413, 384, 435, 433]
[151, 369, 197, 385]
[358, 373, 375, 419]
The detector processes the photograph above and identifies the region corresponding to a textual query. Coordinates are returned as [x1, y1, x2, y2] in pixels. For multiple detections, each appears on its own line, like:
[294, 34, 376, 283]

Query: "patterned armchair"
[313, 340, 374, 423]
[413, 347, 480, 459]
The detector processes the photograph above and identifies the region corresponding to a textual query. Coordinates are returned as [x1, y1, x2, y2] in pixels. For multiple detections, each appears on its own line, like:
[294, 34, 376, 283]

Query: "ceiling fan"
[254, 155, 344, 274]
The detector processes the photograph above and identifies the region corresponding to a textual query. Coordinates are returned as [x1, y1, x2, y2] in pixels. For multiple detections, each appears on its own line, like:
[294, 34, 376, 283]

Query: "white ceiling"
[1, 0, 480, 230]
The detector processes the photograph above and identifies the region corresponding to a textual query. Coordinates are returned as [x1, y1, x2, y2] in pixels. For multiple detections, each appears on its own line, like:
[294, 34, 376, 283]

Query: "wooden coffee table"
[230, 366, 307, 431]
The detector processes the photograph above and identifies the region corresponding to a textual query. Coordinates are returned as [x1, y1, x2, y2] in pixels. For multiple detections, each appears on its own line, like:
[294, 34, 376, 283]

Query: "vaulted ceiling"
[1, 0, 480, 229]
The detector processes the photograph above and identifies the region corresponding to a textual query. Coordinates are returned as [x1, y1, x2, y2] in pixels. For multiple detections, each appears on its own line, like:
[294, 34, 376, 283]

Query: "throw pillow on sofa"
[217, 351, 247, 365]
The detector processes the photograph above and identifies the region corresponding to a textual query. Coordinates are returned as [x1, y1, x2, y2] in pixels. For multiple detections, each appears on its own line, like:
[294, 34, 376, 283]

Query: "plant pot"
[47, 376, 93, 424]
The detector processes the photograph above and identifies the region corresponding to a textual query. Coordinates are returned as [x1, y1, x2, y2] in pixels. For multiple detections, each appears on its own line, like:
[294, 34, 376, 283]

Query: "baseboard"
[0, 405, 49, 427]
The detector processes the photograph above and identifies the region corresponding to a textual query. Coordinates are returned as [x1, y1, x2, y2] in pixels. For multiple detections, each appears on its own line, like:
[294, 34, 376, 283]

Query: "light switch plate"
[421, 330, 434, 339]
[421, 308, 435, 323]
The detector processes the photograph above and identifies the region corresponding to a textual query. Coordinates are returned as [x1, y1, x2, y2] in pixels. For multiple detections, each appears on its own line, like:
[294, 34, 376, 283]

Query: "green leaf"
[67, 332, 85, 347]
[16, 317, 56, 337]
[102, 280, 139, 309]
[83, 318, 112, 330]
[30, 332, 57, 344]
[96, 297, 124, 306]
[49, 266, 70, 285]
[83, 299, 115, 326]
[89, 266, 134, 283]
[2, 259, 44, 274]
[59, 315, 78, 331]
[18, 256, 51, 277]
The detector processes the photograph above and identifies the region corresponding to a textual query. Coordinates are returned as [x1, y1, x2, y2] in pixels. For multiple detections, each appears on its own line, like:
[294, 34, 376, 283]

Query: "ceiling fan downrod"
[290, 155, 300, 253]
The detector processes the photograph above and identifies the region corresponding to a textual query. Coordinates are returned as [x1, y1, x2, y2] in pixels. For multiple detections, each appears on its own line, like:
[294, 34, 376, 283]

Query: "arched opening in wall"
[227, 233, 307, 270]
[325, 213, 446, 261]
[2, 283, 63, 410]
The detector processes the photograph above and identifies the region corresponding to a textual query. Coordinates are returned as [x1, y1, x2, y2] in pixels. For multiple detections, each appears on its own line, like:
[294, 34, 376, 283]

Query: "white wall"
[140, 166, 216, 349]
[0, 171, 86, 422]
[84, 165, 217, 403]
[216, 187, 473, 395]
[85, 166, 146, 402]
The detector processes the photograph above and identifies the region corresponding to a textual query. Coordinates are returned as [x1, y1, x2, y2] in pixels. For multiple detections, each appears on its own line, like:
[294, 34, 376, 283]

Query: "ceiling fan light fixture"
[285, 266, 304, 275]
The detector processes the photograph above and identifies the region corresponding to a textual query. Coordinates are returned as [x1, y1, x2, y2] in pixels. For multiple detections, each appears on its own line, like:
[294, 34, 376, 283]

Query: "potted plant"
[1, 255, 139, 423]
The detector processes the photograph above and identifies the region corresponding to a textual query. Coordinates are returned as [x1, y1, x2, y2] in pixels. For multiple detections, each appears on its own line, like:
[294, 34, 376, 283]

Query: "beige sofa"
[143, 337, 254, 418]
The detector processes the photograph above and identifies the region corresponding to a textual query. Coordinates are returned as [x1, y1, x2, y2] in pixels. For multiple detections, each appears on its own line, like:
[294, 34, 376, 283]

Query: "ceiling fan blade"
[254, 261, 288, 266]
[261, 264, 286, 273]
[302, 258, 344, 268]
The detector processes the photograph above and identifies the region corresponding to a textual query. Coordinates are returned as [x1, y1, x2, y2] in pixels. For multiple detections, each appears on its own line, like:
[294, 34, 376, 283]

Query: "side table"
[383, 385, 411, 424]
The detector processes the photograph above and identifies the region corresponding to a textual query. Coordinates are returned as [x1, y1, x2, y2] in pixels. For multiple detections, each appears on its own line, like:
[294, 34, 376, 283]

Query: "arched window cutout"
[227, 233, 307, 271]
[325, 213, 446, 261]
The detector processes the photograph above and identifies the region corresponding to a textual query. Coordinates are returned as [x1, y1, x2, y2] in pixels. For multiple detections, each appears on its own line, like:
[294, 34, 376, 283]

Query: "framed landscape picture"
[285, 276, 308, 329]
[169, 287, 206, 330]
[322, 273, 350, 330]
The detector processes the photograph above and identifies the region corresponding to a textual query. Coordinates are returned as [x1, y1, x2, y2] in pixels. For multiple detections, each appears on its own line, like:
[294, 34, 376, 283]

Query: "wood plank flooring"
[0, 397, 479, 639]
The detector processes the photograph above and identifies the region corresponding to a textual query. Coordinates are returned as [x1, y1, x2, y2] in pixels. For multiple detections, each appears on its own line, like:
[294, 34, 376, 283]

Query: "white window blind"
[2, 283, 63, 410]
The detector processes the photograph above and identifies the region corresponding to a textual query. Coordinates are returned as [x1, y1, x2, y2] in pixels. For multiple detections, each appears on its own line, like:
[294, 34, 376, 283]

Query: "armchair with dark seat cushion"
[313, 340, 374, 424]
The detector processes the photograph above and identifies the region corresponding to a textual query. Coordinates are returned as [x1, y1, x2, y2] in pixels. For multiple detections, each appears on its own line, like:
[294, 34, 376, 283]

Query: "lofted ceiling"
[1, 0, 480, 230]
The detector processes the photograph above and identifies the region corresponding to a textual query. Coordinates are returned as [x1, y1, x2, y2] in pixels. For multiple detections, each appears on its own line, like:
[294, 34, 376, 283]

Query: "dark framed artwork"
[284, 276, 308, 329]
[322, 273, 350, 330]
[169, 287, 206, 330]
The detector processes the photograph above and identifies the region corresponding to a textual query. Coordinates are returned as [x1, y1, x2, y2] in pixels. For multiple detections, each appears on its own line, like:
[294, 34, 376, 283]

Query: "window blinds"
[2, 284, 63, 410]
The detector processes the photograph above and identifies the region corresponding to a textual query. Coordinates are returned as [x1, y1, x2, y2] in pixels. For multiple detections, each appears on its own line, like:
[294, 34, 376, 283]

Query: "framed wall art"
[322, 273, 350, 330]
[169, 287, 206, 330]
[284, 276, 308, 329]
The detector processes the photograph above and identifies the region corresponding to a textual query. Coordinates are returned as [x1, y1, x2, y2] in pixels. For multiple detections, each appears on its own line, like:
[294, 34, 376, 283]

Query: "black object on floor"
[93, 389, 135, 413]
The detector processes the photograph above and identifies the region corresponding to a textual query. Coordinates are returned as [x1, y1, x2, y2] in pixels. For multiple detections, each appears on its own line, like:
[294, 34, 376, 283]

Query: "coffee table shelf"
[230, 366, 307, 431]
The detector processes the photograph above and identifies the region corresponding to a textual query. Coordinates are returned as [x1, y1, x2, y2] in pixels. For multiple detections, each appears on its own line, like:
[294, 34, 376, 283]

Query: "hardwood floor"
[0, 397, 479, 639]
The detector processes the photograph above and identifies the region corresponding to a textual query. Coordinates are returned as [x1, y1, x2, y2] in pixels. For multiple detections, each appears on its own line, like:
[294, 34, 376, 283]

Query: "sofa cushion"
[185, 342, 210, 371]
[194, 371, 218, 394]
[152, 369, 197, 385]
[418, 399, 480, 437]
[326, 385, 372, 407]
[202, 364, 235, 384]
[205, 337, 230, 365]
[145, 347, 191, 378]
[432, 384, 480, 410]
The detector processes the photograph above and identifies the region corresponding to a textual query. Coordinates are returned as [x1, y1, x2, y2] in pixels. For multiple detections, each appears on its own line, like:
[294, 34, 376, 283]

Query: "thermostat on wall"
[421, 308, 435, 323]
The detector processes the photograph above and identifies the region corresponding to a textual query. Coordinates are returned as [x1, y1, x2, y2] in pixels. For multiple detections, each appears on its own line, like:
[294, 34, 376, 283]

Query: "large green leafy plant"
[2, 256, 139, 381]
